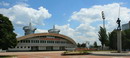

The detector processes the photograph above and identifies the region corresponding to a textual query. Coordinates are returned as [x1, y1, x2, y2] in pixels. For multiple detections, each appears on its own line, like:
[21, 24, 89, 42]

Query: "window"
[46, 36, 55, 38]
[40, 40, 46, 43]
[31, 40, 33, 43]
[55, 41, 60, 43]
[31, 40, 39, 43]
[36, 40, 39, 43]
[17, 46, 19, 48]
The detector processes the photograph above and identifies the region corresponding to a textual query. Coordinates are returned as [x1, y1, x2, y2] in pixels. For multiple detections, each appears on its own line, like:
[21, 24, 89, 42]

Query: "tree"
[77, 43, 81, 48]
[122, 29, 130, 50]
[108, 29, 117, 50]
[81, 43, 86, 48]
[98, 26, 108, 50]
[77, 43, 86, 48]
[93, 41, 98, 48]
[108, 29, 130, 50]
[0, 14, 17, 50]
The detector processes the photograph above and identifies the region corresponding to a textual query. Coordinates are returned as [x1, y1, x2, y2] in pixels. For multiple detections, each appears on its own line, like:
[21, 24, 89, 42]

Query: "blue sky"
[0, 0, 130, 45]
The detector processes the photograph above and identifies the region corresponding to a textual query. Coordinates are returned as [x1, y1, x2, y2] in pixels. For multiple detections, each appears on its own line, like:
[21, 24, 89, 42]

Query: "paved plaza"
[0, 51, 130, 58]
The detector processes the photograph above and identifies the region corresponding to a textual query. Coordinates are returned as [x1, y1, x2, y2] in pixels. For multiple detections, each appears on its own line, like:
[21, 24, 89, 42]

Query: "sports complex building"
[9, 23, 77, 51]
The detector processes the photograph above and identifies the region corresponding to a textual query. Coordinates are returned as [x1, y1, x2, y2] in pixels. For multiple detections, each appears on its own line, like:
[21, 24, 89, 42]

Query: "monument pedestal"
[117, 29, 122, 53]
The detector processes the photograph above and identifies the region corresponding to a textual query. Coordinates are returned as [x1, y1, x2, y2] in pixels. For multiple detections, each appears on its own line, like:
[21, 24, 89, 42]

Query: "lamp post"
[101, 11, 106, 50]
[101, 11, 105, 29]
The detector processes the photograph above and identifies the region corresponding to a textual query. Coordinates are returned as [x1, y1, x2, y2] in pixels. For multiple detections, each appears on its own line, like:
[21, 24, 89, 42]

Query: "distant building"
[122, 21, 130, 30]
[9, 23, 77, 51]
[23, 23, 36, 35]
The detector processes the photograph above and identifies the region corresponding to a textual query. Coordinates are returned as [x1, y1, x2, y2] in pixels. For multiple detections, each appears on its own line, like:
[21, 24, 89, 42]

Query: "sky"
[0, 0, 130, 45]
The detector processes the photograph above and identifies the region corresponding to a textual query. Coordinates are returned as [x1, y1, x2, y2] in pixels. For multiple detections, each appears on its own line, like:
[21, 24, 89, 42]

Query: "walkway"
[0, 51, 130, 58]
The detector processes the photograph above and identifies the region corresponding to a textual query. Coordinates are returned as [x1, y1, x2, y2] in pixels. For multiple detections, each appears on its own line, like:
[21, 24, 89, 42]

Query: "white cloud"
[0, 1, 10, 6]
[36, 29, 48, 33]
[0, 4, 52, 26]
[58, 3, 130, 45]
[56, 24, 98, 45]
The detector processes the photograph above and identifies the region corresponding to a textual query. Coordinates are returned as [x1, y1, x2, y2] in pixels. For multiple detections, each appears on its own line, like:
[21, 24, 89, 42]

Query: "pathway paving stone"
[0, 51, 130, 58]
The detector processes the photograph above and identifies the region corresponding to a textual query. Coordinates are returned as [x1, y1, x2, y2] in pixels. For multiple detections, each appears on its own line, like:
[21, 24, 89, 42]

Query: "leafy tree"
[77, 43, 81, 48]
[81, 43, 86, 48]
[108, 29, 117, 50]
[93, 41, 98, 48]
[122, 29, 130, 50]
[0, 14, 17, 50]
[108, 29, 130, 50]
[98, 26, 108, 50]
[77, 43, 86, 48]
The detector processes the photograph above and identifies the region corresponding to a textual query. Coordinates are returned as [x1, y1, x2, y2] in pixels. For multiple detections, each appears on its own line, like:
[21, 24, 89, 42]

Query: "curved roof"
[17, 33, 76, 45]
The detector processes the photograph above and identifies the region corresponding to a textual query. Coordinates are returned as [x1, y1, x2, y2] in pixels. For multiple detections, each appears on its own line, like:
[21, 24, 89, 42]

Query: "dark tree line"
[108, 29, 117, 50]
[0, 14, 17, 50]
[77, 43, 86, 48]
[98, 26, 130, 50]
[107, 29, 130, 50]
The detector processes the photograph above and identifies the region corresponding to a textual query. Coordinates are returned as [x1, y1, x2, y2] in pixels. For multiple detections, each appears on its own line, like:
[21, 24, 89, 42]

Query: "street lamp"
[101, 11, 106, 50]
[101, 11, 105, 28]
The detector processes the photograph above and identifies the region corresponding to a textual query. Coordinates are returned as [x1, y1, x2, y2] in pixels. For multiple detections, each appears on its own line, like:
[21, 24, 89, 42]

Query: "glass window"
[36, 40, 39, 43]
[31, 40, 33, 43]
[40, 40, 46, 43]
[55, 41, 60, 43]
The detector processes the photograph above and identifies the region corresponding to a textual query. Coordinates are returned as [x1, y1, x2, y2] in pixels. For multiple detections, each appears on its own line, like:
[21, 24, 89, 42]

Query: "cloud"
[0, 4, 52, 27]
[35, 29, 48, 33]
[56, 24, 99, 45]
[0, 1, 10, 6]
[58, 3, 130, 45]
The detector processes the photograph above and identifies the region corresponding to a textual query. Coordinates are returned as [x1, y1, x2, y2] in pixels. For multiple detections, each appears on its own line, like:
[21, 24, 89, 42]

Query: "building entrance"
[31, 46, 38, 51]
[59, 46, 65, 50]
[46, 46, 53, 51]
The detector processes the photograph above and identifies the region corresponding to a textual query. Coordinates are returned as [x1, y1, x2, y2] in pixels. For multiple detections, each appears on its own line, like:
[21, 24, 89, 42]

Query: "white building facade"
[9, 24, 77, 51]
[122, 21, 130, 30]
[9, 33, 77, 51]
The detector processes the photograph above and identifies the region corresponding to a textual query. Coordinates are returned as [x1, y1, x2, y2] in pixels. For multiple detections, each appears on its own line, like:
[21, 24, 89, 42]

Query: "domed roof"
[23, 23, 36, 35]
[17, 33, 76, 45]
[48, 25, 60, 34]
[23, 23, 36, 30]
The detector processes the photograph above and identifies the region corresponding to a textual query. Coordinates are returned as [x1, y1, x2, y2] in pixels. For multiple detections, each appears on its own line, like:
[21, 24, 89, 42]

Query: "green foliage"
[77, 43, 81, 48]
[98, 26, 108, 49]
[77, 43, 86, 48]
[122, 29, 130, 50]
[108, 29, 117, 50]
[0, 14, 17, 50]
[93, 41, 98, 48]
[108, 29, 130, 50]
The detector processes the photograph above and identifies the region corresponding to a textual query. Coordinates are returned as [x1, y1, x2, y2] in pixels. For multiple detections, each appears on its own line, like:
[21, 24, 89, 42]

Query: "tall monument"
[116, 4, 122, 53]
[23, 23, 37, 35]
